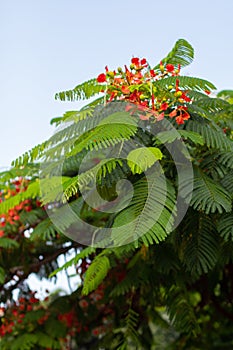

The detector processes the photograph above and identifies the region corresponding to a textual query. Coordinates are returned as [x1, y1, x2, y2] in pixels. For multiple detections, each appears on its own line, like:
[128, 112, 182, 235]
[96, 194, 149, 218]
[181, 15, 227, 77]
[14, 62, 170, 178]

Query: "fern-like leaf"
[0, 181, 40, 215]
[127, 147, 163, 174]
[166, 285, 200, 335]
[50, 106, 95, 126]
[217, 213, 233, 241]
[112, 168, 176, 247]
[221, 170, 233, 196]
[153, 39, 194, 69]
[55, 78, 104, 102]
[186, 119, 232, 151]
[180, 167, 232, 214]
[82, 255, 110, 295]
[154, 76, 216, 92]
[62, 158, 124, 200]
[49, 246, 96, 277]
[0, 237, 20, 249]
[179, 214, 219, 275]
[155, 129, 204, 145]
[66, 112, 137, 157]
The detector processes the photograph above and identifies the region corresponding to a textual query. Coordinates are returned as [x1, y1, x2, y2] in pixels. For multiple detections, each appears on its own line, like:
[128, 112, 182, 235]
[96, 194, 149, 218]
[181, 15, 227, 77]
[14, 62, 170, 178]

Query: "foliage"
[0, 39, 233, 349]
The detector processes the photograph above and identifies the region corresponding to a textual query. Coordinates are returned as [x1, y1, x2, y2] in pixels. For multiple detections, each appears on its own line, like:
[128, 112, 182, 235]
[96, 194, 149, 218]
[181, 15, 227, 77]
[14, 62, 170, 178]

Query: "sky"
[1, 0, 233, 167]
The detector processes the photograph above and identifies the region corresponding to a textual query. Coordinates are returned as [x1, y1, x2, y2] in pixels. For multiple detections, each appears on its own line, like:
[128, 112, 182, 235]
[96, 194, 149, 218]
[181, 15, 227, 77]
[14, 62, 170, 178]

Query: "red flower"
[166, 64, 174, 72]
[25, 206, 32, 212]
[29, 297, 39, 304]
[151, 93, 155, 109]
[150, 69, 156, 78]
[121, 85, 130, 94]
[181, 92, 191, 102]
[139, 114, 150, 120]
[176, 115, 185, 125]
[8, 209, 16, 217]
[157, 112, 165, 121]
[182, 112, 190, 120]
[125, 104, 133, 112]
[169, 110, 177, 118]
[79, 299, 89, 308]
[140, 58, 147, 66]
[97, 73, 106, 83]
[161, 102, 169, 111]
[131, 57, 140, 65]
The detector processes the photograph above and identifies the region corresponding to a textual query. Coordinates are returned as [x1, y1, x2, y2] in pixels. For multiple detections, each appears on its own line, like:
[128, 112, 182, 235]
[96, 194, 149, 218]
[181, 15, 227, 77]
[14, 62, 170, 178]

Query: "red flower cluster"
[96, 57, 192, 125]
[0, 178, 42, 238]
[0, 292, 43, 337]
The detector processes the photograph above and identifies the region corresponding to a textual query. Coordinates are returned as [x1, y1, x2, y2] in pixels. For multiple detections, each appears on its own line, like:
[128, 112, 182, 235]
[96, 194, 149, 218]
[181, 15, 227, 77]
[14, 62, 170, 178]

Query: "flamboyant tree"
[0, 39, 233, 349]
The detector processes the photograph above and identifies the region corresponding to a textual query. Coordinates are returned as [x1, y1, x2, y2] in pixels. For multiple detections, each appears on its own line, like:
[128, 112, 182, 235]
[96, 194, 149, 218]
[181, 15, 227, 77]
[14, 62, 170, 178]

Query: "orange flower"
[175, 115, 185, 124]
[139, 114, 150, 120]
[169, 110, 177, 118]
[161, 102, 169, 111]
[121, 85, 130, 94]
[157, 112, 165, 121]
[182, 112, 190, 120]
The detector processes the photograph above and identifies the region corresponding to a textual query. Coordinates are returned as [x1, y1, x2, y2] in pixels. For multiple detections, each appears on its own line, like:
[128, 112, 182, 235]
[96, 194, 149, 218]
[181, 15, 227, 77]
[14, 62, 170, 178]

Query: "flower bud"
[174, 91, 182, 98]
[106, 71, 115, 79]
[160, 61, 164, 73]
[139, 94, 147, 100]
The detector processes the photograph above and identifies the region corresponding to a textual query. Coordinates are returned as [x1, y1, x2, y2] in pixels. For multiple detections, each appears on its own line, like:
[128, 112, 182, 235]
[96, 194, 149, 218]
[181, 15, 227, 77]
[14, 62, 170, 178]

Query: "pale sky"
[1, 0, 233, 167]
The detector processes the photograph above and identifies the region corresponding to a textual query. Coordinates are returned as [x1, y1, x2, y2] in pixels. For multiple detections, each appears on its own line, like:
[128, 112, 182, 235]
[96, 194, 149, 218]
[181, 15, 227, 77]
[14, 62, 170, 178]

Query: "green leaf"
[0, 266, 5, 284]
[82, 255, 110, 295]
[55, 78, 104, 102]
[49, 246, 96, 277]
[155, 130, 204, 145]
[62, 158, 124, 200]
[112, 170, 176, 246]
[67, 112, 137, 157]
[40, 176, 71, 205]
[153, 39, 194, 69]
[0, 180, 40, 214]
[186, 119, 232, 151]
[180, 167, 232, 214]
[50, 107, 95, 126]
[179, 214, 219, 276]
[154, 75, 216, 92]
[166, 286, 200, 335]
[0, 237, 19, 249]
[217, 89, 233, 104]
[127, 147, 163, 174]
[179, 130, 204, 145]
[217, 213, 233, 241]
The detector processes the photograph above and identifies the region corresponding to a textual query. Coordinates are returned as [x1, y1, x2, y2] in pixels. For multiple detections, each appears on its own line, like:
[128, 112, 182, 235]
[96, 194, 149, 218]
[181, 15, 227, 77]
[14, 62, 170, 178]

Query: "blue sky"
[1, 0, 233, 167]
